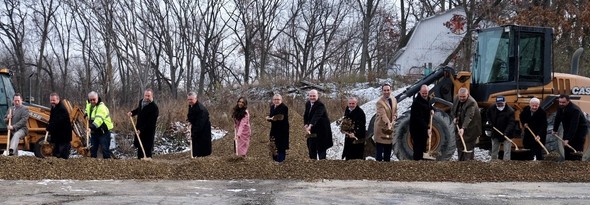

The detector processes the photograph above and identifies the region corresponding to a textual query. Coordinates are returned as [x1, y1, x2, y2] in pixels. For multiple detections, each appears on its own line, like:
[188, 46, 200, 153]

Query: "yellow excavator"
[0, 68, 90, 157]
[368, 25, 590, 160]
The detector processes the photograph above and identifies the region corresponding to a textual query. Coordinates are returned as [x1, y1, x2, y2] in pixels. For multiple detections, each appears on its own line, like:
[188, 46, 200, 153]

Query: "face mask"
[497, 105, 505, 111]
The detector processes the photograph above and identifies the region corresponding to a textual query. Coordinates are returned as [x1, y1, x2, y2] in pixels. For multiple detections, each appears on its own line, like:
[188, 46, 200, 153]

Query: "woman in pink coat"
[233, 97, 251, 157]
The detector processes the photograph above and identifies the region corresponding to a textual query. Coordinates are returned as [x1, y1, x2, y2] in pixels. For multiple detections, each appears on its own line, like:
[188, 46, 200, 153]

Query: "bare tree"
[30, 0, 60, 104]
[356, 0, 380, 76]
[0, 0, 29, 94]
[281, 0, 350, 81]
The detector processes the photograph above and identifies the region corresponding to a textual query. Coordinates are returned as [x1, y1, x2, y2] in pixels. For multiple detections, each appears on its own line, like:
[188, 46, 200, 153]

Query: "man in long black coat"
[520, 97, 547, 160]
[128, 88, 159, 159]
[187, 92, 212, 157]
[46, 93, 73, 159]
[342, 97, 366, 160]
[304, 89, 333, 160]
[553, 94, 588, 160]
[410, 85, 433, 160]
[267, 94, 289, 162]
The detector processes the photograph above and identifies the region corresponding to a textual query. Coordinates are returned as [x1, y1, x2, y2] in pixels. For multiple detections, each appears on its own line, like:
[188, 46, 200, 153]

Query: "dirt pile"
[1, 111, 589, 182]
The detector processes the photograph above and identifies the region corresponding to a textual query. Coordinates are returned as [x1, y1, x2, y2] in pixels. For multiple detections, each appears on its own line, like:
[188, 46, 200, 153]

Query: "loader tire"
[363, 115, 377, 159]
[393, 110, 456, 160]
[34, 139, 53, 158]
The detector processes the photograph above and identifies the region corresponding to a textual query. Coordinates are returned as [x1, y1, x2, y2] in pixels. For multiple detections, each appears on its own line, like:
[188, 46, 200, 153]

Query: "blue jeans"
[90, 131, 111, 159]
[375, 143, 392, 162]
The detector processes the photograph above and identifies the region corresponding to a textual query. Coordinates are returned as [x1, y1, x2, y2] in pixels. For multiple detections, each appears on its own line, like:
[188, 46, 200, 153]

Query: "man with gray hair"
[341, 96, 366, 160]
[520, 97, 547, 160]
[451, 87, 481, 161]
[187, 92, 212, 157]
[86, 91, 114, 158]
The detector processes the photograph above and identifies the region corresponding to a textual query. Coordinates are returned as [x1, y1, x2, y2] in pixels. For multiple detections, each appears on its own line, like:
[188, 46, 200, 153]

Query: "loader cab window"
[0, 74, 15, 131]
[473, 29, 511, 84]
[517, 32, 544, 82]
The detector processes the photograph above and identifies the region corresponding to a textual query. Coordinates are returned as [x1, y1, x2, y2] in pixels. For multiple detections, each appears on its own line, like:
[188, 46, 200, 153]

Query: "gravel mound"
[1, 110, 589, 182]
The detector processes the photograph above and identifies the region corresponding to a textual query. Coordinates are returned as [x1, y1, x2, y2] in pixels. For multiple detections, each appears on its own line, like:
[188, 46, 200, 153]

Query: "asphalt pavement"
[1, 180, 589, 204]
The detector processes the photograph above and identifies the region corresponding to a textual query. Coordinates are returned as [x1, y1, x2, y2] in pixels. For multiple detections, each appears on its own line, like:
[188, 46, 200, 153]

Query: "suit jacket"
[520, 106, 547, 148]
[303, 99, 333, 150]
[269, 103, 289, 150]
[131, 99, 159, 147]
[451, 95, 481, 141]
[374, 96, 397, 144]
[46, 100, 72, 143]
[5, 105, 29, 134]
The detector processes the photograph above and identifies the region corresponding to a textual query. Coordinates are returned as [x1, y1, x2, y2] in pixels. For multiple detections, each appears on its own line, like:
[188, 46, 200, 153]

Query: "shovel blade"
[423, 153, 436, 160]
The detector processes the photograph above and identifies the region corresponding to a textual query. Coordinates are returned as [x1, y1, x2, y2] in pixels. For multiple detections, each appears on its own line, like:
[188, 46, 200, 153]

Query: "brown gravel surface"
[1, 110, 589, 182]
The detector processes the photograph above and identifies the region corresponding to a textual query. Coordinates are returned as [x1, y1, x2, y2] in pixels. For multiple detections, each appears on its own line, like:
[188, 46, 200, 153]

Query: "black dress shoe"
[8, 149, 14, 156]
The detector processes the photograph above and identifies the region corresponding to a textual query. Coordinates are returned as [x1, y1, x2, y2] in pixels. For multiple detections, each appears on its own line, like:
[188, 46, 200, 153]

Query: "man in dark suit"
[341, 97, 366, 160]
[553, 94, 588, 161]
[187, 92, 212, 157]
[128, 88, 159, 159]
[46, 93, 73, 159]
[267, 94, 289, 162]
[304, 89, 333, 160]
[451, 87, 481, 161]
[410, 85, 434, 160]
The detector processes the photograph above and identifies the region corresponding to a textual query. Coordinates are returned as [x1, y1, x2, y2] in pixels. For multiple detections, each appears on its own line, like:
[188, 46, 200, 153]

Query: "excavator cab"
[471, 25, 553, 104]
[0, 69, 15, 131]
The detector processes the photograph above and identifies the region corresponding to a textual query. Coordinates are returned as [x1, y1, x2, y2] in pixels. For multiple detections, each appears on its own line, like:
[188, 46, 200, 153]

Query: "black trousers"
[411, 130, 428, 160]
[307, 138, 327, 160]
[53, 142, 71, 159]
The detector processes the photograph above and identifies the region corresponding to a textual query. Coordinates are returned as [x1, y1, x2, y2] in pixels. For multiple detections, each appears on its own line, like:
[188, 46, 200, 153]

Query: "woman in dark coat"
[267, 94, 289, 162]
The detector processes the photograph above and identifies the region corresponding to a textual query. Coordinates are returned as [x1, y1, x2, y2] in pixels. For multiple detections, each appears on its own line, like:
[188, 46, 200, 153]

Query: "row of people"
[4, 85, 587, 162]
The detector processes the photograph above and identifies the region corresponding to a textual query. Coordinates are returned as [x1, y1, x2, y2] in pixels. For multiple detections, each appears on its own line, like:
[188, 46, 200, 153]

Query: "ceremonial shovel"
[129, 116, 151, 161]
[551, 133, 584, 156]
[423, 114, 437, 160]
[492, 126, 529, 153]
[2, 108, 11, 156]
[456, 125, 473, 153]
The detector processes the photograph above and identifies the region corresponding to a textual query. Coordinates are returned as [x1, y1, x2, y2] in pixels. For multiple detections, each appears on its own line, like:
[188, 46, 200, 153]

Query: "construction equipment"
[0, 68, 90, 158]
[367, 25, 590, 160]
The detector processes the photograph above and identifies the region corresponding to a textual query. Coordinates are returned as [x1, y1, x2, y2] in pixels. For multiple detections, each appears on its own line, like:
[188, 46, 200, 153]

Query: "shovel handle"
[5, 108, 11, 155]
[492, 126, 519, 150]
[551, 133, 578, 152]
[526, 126, 549, 154]
[456, 125, 472, 153]
[129, 115, 148, 159]
[427, 113, 433, 152]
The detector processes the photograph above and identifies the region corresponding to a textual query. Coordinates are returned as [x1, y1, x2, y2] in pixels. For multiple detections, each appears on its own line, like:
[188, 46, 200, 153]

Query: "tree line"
[0, 0, 588, 107]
